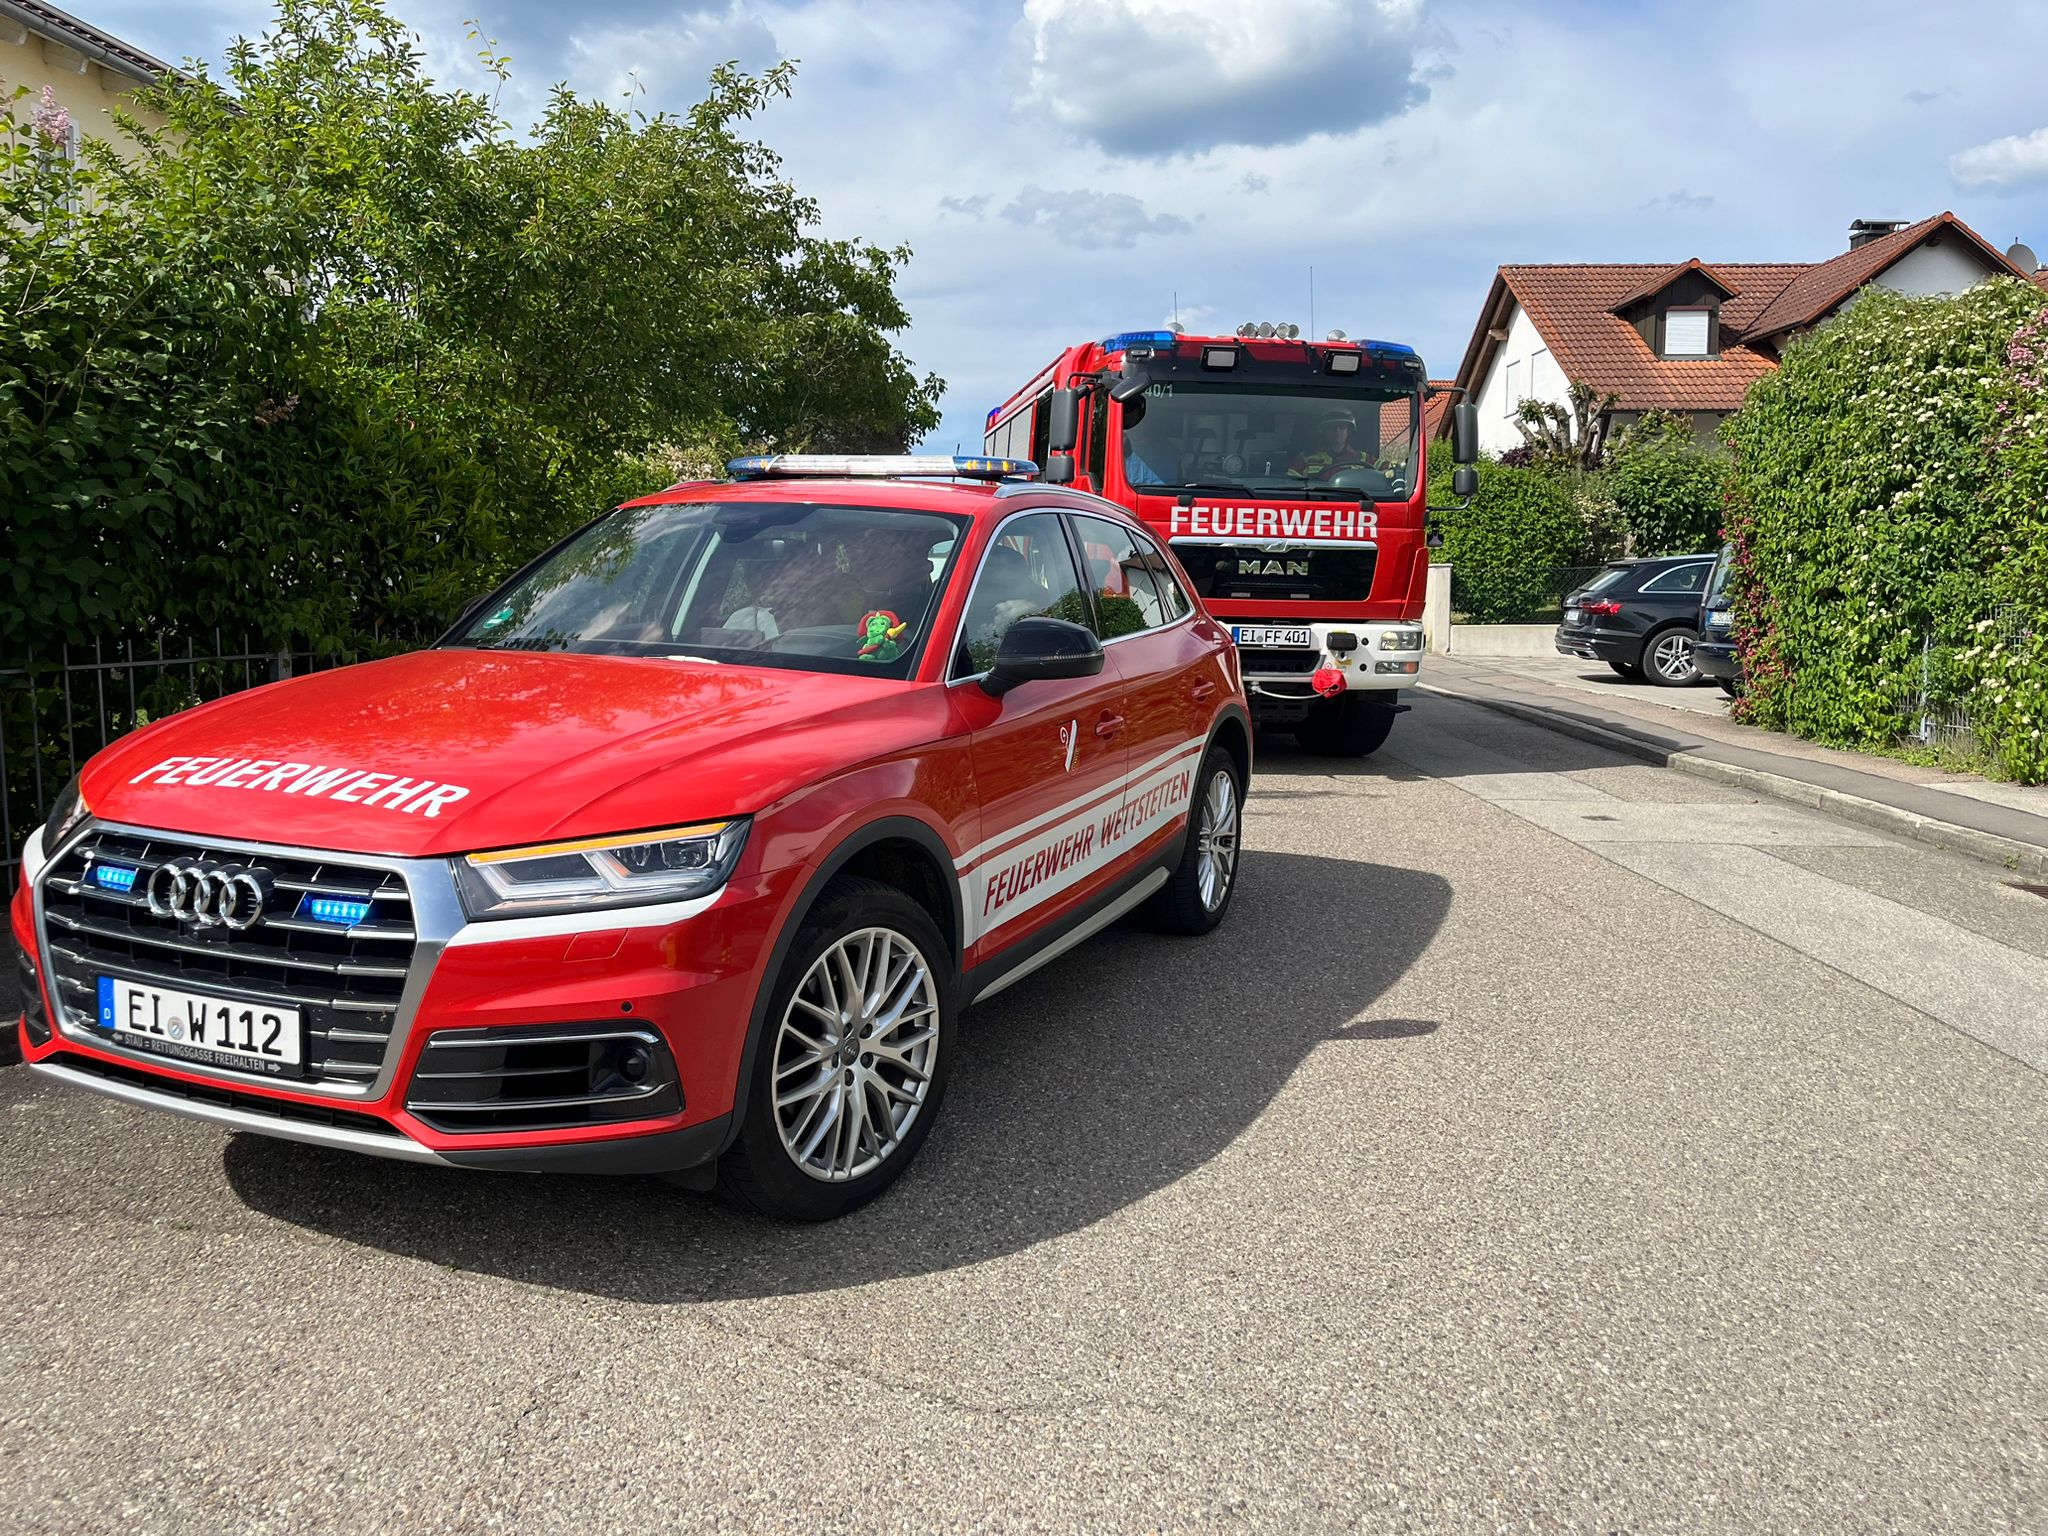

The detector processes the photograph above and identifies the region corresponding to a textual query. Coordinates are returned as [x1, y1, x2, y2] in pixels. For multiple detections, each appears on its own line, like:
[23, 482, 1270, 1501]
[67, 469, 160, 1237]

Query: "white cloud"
[999, 186, 1193, 248]
[557, 2, 781, 107]
[1018, 0, 1432, 157]
[1950, 126, 2048, 192]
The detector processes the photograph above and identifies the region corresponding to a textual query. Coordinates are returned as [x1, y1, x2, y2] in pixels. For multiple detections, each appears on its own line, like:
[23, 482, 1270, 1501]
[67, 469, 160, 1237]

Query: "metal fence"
[1, 635, 350, 883]
[1448, 564, 1606, 625]
[1902, 608, 2026, 756]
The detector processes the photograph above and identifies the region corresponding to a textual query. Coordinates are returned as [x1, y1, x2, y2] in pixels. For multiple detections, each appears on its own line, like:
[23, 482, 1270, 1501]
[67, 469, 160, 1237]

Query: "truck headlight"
[1378, 629, 1424, 652]
[453, 820, 750, 919]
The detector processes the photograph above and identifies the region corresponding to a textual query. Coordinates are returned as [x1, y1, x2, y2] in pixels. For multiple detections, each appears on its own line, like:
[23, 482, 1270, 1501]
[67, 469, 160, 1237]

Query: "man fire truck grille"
[37, 830, 417, 1089]
[1173, 543, 1378, 604]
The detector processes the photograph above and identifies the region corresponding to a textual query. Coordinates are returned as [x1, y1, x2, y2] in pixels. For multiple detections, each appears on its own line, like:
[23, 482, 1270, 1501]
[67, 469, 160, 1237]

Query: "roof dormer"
[1609, 258, 1736, 359]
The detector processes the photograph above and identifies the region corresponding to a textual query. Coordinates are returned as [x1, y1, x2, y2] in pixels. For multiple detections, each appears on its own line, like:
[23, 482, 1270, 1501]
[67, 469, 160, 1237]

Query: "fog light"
[1375, 659, 1420, 674]
[618, 1044, 653, 1084]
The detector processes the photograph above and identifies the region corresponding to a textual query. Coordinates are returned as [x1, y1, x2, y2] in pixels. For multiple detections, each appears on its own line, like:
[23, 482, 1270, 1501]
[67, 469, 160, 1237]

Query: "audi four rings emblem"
[145, 861, 274, 931]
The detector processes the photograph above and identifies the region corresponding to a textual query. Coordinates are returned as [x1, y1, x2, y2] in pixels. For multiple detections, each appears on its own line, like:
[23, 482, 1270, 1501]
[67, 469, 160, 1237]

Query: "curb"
[1420, 684, 2048, 883]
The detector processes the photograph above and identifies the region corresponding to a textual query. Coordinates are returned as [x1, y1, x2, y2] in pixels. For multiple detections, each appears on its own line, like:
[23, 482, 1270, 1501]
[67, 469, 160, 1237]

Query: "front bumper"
[1236, 619, 1425, 715]
[13, 819, 783, 1175]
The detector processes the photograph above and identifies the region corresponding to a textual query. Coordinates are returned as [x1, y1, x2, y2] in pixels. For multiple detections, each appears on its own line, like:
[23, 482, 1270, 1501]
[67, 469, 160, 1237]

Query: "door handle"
[1094, 713, 1125, 739]
[1191, 680, 1217, 703]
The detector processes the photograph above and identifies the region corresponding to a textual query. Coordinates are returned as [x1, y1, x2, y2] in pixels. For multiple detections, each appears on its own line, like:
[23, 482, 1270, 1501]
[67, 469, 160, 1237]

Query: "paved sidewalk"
[1422, 655, 2048, 880]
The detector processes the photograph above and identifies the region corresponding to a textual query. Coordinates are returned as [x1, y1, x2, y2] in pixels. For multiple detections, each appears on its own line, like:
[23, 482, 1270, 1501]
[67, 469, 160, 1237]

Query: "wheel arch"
[720, 815, 962, 1150]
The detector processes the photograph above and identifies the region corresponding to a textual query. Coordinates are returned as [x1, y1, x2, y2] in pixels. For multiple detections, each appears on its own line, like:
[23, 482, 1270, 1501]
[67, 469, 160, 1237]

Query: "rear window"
[1580, 565, 1633, 596]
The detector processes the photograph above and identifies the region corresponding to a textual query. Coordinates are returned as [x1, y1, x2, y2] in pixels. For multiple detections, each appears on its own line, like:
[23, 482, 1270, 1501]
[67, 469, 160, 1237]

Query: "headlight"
[453, 820, 750, 919]
[44, 772, 90, 846]
[1378, 628, 1425, 652]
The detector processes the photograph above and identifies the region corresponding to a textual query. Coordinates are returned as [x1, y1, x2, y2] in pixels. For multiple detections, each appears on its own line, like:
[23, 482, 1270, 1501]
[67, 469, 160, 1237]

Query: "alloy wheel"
[1651, 632, 1697, 683]
[772, 926, 939, 1182]
[1195, 768, 1240, 912]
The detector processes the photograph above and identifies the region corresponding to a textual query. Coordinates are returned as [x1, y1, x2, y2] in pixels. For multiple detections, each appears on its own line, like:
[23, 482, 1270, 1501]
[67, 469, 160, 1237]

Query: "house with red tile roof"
[1447, 213, 2039, 455]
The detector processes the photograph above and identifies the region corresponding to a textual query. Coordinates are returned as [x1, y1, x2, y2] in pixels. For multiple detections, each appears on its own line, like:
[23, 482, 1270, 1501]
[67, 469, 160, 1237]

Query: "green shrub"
[1610, 439, 1727, 557]
[1724, 280, 2048, 779]
[1429, 459, 1586, 622]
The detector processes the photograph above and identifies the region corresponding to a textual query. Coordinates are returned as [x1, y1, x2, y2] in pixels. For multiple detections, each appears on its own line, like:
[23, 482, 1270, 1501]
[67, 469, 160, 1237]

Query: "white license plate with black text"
[1232, 626, 1314, 648]
[97, 976, 303, 1074]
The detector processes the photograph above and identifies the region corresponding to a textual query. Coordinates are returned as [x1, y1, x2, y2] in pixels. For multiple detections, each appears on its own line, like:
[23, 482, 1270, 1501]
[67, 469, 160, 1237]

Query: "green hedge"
[1724, 279, 2048, 781]
[1610, 439, 1727, 557]
[1428, 459, 1586, 621]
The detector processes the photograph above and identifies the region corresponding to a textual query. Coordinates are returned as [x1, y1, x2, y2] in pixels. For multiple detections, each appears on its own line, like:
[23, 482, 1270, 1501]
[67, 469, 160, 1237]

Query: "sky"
[93, 0, 2048, 454]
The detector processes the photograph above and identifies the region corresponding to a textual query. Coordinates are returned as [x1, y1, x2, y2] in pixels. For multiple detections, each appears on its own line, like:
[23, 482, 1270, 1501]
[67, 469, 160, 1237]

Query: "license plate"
[97, 976, 303, 1075]
[1564, 607, 1582, 625]
[1233, 626, 1313, 648]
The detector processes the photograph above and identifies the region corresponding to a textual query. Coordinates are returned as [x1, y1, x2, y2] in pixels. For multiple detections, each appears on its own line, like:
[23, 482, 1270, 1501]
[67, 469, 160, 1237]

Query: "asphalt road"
[4, 691, 2045, 1534]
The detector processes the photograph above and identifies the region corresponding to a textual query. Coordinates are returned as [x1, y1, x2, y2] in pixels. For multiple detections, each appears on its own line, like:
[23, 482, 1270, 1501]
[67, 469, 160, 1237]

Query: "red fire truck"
[986, 325, 1477, 755]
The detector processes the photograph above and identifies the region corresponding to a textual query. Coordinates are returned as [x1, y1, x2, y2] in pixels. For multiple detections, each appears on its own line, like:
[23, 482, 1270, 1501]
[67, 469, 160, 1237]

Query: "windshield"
[1121, 381, 1420, 501]
[452, 500, 968, 678]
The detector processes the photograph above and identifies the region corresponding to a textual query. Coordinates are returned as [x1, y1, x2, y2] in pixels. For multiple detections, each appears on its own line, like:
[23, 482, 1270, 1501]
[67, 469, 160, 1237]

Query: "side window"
[1642, 562, 1710, 595]
[1135, 534, 1192, 621]
[1072, 515, 1166, 639]
[953, 513, 1090, 677]
[1084, 397, 1106, 485]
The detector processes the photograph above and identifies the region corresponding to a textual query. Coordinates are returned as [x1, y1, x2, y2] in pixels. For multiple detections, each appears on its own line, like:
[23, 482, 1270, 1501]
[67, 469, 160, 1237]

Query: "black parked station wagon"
[1554, 553, 1719, 686]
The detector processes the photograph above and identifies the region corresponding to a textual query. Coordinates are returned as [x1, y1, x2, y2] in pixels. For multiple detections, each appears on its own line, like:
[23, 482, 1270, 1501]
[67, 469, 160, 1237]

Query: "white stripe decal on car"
[953, 738, 1207, 873]
[961, 742, 1205, 946]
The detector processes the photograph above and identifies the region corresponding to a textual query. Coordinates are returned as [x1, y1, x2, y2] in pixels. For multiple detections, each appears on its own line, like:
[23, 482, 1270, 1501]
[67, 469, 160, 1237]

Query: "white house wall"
[1472, 302, 1569, 455]
[1834, 240, 2000, 321]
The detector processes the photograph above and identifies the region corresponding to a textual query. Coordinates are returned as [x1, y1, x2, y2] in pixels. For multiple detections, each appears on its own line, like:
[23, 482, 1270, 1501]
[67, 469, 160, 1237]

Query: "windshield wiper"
[1168, 482, 1257, 499]
[1285, 483, 1409, 502]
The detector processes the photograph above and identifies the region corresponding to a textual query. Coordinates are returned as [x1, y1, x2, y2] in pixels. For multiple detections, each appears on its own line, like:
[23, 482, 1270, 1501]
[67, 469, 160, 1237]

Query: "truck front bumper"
[1234, 620, 1424, 721]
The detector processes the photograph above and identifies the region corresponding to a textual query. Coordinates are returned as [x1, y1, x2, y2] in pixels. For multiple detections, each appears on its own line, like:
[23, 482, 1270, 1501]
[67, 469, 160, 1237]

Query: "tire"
[1644, 626, 1700, 687]
[1143, 744, 1245, 935]
[1293, 694, 1397, 757]
[1716, 678, 1739, 697]
[716, 877, 953, 1222]
[1607, 659, 1643, 680]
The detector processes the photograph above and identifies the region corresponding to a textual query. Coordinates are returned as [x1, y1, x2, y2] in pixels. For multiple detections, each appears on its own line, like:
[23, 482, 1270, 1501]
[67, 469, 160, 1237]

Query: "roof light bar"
[726, 454, 1039, 482]
[1100, 329, 1179, 354]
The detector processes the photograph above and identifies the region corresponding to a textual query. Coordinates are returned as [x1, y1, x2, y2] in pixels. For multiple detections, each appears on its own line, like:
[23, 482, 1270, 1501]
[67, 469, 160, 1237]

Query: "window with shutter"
[1665, 308, 1711, 357]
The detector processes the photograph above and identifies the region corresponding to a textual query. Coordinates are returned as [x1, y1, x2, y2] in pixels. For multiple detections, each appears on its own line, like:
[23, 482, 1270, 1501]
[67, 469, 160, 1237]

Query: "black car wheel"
[1644, 626, 1700, 687]
[1143, 743, 1244, 935]
[1717, 677, 1740, 698]
[718, 876, 954, 1222]
[1607, 659, 1643, 680]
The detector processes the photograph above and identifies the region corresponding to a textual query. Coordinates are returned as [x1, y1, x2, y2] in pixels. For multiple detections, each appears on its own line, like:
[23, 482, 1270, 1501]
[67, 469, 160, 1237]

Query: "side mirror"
[981, 617, 1104, 698]
[1452, 465, 1478, 498]
[1041, 456, 1075, 485]
[1452, 402, 1479, 465]
[1046, 389, 1080, 453]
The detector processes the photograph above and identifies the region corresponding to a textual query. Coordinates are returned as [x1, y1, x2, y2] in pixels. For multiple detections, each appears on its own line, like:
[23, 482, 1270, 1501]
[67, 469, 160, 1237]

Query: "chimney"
[1848, 218, 1910, 250]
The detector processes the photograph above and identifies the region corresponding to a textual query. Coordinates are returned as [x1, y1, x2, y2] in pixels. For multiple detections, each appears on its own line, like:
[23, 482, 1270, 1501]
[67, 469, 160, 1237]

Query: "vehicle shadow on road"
[223, 850, 1450, 1302]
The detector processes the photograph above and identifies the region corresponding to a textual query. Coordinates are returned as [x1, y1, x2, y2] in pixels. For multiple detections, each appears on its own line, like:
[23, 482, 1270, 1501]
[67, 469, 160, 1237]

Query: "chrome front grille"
[37, 828, 419, 1088]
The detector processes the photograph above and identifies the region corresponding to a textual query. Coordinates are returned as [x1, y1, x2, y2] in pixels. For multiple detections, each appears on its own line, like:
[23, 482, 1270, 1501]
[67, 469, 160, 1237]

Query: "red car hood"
[79, 649, 941, 858]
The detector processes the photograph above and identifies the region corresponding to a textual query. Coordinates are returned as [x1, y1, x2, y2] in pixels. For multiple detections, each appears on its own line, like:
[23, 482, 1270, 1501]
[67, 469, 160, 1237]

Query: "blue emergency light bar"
[1099, 329, 1180, 354]
[1361, 339, 1419, 357]
[298, 893, 373, 928]
[727, 454, 1039, 482]
[90, 862, 138, 893]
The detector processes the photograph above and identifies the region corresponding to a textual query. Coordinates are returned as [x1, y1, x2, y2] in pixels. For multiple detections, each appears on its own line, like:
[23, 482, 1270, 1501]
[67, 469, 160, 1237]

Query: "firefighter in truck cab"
[1286, 408, 1368, 481]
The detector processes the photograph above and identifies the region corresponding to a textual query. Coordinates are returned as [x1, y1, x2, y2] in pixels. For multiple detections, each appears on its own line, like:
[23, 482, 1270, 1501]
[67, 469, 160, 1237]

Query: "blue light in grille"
[91, 863, 138, 892]
[297, 893, 372, 927]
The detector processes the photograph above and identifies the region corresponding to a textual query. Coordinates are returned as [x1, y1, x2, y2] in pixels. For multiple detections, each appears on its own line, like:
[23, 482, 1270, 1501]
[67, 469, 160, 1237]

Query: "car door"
[1068, 515, 1214, 861]
[949, 510, 1131, 963]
